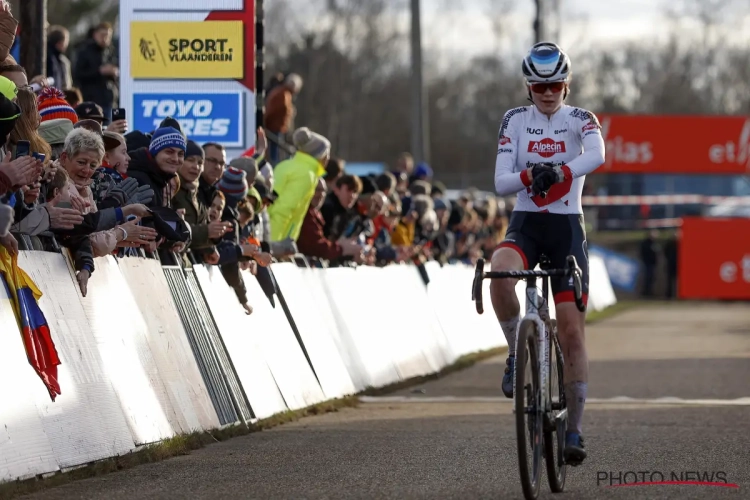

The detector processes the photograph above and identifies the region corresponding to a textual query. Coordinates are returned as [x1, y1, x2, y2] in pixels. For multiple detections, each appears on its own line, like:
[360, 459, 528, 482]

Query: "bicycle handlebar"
[472, 255, 586, 314]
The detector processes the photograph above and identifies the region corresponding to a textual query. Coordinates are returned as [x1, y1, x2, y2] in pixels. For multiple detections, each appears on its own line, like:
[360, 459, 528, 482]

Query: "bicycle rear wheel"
[544, 320, 567, 492]
[515, 319, 543, 500]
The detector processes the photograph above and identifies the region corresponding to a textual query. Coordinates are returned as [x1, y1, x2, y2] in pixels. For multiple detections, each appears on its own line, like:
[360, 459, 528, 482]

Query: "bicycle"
[471, 254, 586, 500]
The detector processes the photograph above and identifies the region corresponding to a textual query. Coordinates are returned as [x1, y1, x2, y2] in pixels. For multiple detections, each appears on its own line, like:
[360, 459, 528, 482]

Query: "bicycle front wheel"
[515, 319, 543, 500]
[544, 320, 567, 492]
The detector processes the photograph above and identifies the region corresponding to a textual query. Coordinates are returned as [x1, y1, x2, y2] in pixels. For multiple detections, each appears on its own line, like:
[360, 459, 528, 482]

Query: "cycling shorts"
[496, 211, 589, 306]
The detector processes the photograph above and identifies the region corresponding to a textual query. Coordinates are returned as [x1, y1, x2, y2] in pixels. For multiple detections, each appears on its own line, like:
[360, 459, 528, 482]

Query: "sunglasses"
[529, 81, 565, 94]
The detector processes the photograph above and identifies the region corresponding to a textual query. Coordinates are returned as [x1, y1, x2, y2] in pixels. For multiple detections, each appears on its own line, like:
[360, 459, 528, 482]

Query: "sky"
[272, 0, 750, 60]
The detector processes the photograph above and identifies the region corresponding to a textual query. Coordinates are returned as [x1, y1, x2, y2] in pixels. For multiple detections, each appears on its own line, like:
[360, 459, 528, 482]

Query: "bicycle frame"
[471, 255, 586, 414]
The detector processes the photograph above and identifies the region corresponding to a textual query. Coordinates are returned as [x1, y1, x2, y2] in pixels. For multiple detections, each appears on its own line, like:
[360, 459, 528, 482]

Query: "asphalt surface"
[21, 302, 750, 500]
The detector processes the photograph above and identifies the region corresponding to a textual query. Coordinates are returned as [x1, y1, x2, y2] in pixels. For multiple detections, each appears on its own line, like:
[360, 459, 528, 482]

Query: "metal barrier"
[163, 265, 246, 425]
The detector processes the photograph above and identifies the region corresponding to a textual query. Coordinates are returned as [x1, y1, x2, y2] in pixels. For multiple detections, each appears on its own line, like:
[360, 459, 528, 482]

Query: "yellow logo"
[130, 21, 244, 79]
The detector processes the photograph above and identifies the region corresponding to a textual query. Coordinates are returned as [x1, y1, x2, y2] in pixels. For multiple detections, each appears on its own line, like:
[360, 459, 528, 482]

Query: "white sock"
[565, 382, 587, 434]
[500, 315, 520, 356]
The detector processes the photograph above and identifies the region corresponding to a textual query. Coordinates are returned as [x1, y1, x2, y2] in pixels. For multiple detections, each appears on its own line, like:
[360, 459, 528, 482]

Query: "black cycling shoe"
[502, 356, 515, 398]
[563, 431, 587, 466]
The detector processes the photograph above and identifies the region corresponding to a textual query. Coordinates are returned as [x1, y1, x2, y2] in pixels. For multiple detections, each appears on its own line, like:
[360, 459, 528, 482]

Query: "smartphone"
[15, 140, 30, 159]
[112, 108, 126, 121]
[32, 152, 45, 163]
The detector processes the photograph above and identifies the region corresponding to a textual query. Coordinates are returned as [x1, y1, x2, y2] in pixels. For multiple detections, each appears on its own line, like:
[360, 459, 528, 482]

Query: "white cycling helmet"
[522, 42, 571, 83]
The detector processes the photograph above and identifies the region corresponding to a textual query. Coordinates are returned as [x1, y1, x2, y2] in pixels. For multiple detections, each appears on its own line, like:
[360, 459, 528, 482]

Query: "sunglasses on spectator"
[528, 81, 565, 94]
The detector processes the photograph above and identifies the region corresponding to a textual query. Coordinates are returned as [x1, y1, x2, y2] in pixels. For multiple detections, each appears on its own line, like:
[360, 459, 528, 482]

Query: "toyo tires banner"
[119, 0, 255, 159]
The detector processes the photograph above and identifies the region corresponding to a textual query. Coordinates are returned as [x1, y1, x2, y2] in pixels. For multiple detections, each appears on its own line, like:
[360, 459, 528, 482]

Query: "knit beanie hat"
[217, 166, 248, 203]
[228, 156, 257, 183]
[37, 87, 78, 124]
[149, 126, 187, 157]
[185, 140, 204, 159]
[292, 127, 331, 160]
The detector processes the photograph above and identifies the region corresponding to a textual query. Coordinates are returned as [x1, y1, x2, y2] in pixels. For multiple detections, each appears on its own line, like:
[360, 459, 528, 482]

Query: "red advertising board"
[593, 115, 750, 175]
[678, 217, 750, 300]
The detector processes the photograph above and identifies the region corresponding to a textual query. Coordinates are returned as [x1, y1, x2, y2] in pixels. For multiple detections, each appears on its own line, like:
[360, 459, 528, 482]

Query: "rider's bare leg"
[555, 302, 588, 434]
[490, 248, 524, 355]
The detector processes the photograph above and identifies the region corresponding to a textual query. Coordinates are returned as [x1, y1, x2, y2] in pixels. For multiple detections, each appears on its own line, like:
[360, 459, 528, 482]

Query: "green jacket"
[268, 152, 326, 241]
[173, 186, 211, 248]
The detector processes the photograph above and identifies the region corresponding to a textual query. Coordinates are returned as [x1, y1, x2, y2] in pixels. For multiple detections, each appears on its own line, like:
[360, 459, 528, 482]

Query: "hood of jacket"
[128, 147, 176, 191]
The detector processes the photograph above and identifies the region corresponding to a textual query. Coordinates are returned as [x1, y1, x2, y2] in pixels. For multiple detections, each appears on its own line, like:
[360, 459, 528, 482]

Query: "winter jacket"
[0, 8, 18, 66]
[73, 39, 118, 109]
[173, 186, 211, 248]
[297, 206, 343, 261]
[320, 191, 356, 241]
[127, 148, 176, 208]
[267, 152, 325, 242]
[47, 43, 73, 90]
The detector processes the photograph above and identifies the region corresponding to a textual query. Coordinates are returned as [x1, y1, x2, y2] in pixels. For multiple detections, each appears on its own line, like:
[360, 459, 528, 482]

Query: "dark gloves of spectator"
[107, 178, 155, 207]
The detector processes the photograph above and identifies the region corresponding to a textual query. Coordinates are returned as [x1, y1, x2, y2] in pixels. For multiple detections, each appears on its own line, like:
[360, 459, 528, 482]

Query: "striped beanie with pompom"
[37, 87, 79, 124]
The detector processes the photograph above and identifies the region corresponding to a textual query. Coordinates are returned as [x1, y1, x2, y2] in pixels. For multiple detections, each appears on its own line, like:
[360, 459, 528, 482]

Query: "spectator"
[268, 127, 330, 242]
[8, 87, 52, 161]
[57, 128, 155, 256]
[47, 25, 73, 90]
[216, 167, 266, 315]
[392, 195, 433, 247]
[63, 87, 83, 107]
[263, 73, 303, 164]
[73, 22, 119, 122]
[411, 162, 433, 184]
[431, 180, 446, 199]
[298, 178, 362, 262]
[409, 180, 432, 196]
[324, 157, 344, 192]
[90, 131, 129, 202]
[0, 1, 18, 67]
[640, 229, 660, 297]
[393, 152, 414, 177]
[321, 174, 362, 240]
[128, 126, 185, 209]
[375, 172, 396, 196]
[228, 156, 258, 186]
[0, 62, 28, 88]
[39, 118, 73, 160]
[198, 142, 226, 208]
[74, 101, 105, 124]
[663, 229, 679, 298]
[37, 87, 79, 125]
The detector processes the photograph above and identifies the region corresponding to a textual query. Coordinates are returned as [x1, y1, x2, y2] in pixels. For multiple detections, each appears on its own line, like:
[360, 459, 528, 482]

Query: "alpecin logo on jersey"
[498, 135, 511, 146]
[528, 138, 566, 158]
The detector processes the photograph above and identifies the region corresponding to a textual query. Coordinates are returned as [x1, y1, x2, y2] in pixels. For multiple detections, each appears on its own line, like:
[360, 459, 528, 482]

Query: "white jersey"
[494, 104, 605, 214]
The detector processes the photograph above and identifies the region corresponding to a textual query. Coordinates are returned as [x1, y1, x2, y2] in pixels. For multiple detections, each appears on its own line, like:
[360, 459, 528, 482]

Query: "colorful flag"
[0, 248, 61, 401]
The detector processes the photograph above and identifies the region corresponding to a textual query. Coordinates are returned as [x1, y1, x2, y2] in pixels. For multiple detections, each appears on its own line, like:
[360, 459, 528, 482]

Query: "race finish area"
[21, 302, 750, 500]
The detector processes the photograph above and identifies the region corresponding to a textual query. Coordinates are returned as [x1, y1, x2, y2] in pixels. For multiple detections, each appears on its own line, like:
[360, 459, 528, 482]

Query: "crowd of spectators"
[0, 5, 513, 317]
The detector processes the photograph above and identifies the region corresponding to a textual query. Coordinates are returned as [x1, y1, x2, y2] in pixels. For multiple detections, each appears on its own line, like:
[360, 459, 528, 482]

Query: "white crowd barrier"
[0, 251, 616, 483]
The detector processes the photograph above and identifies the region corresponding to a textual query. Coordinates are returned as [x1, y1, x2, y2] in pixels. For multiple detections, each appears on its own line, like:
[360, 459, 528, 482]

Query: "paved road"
[22, 302, 750, 499]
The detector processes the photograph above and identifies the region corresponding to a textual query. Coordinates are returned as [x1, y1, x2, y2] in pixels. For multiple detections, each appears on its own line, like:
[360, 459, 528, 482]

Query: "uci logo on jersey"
[133, 92, 244, 147]
[526, 127, 543, 135]
[528, 138, 566, 158]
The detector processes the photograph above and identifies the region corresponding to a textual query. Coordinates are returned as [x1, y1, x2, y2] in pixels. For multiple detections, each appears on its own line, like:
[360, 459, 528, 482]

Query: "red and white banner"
[582, 195, 750, 206]
[593, 115, 750, 175]
[679, 217, 750, 300]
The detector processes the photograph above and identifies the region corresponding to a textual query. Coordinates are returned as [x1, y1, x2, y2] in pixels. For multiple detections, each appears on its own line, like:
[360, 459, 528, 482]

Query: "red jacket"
[297, 206, 343, 261]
